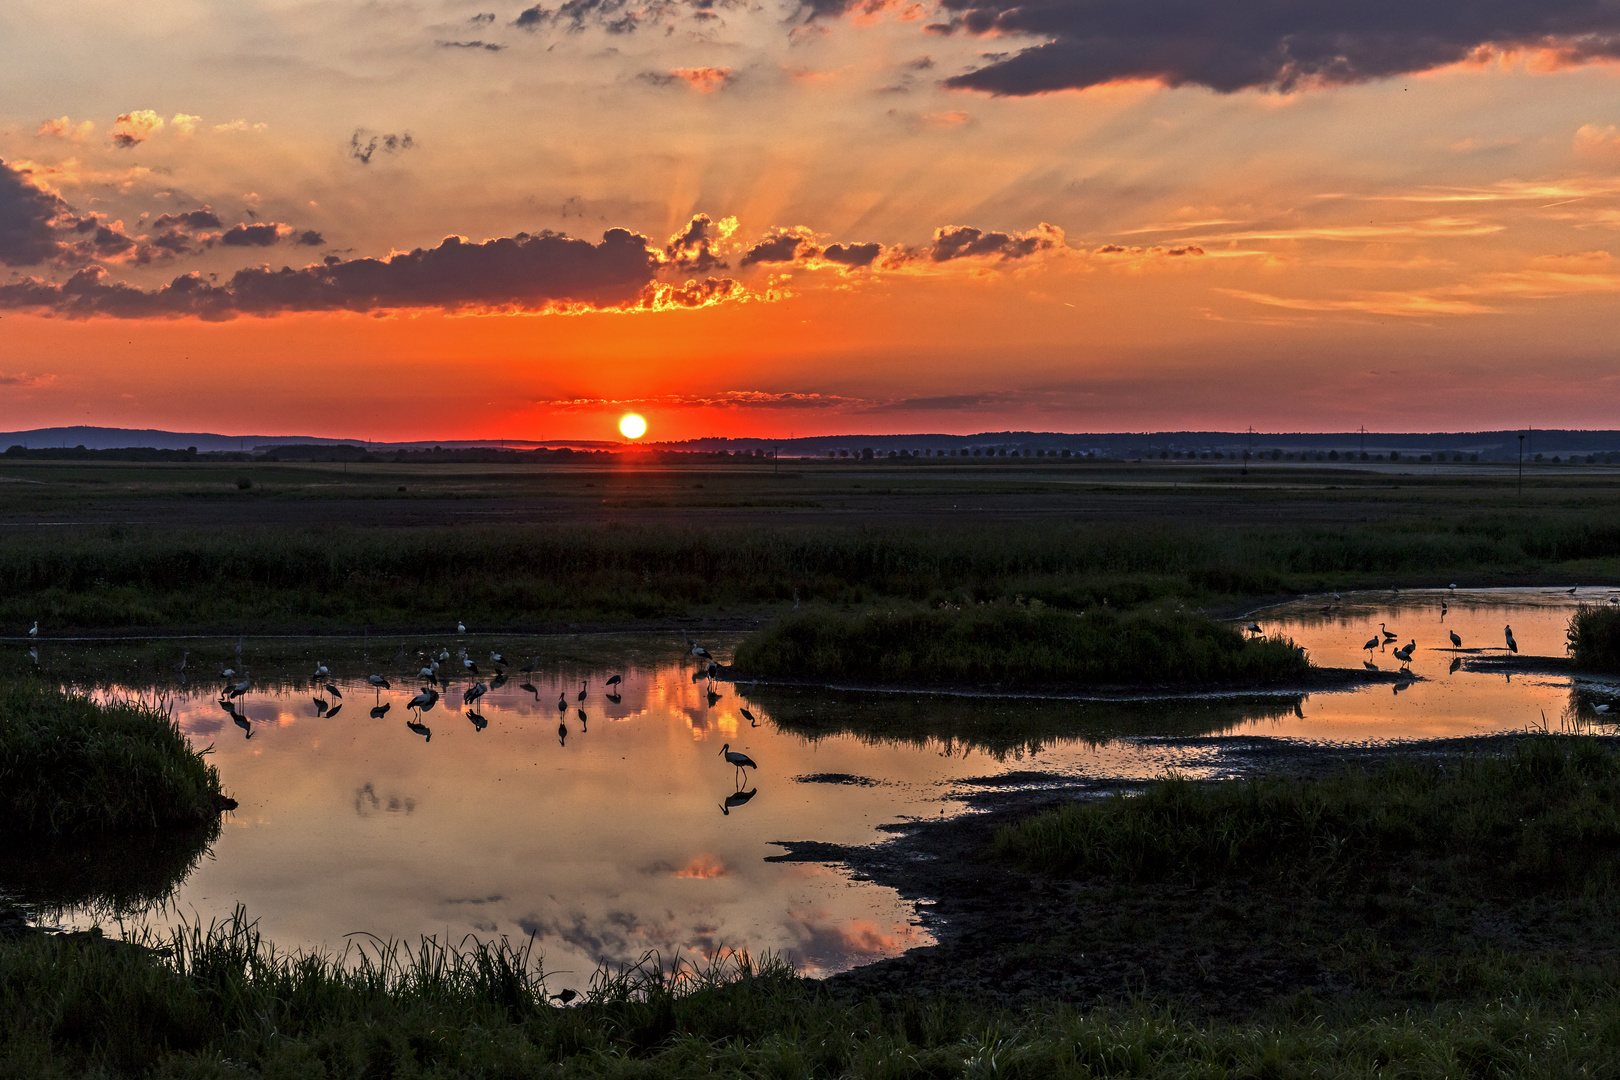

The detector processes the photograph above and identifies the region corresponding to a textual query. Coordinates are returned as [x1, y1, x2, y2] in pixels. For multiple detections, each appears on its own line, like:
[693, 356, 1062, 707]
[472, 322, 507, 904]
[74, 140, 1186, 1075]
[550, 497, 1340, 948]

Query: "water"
[12, 588, 1620, 988]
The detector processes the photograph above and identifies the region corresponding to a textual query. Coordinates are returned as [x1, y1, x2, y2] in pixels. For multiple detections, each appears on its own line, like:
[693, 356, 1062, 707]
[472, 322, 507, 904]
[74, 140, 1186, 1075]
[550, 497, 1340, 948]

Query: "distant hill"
[3, 425, 1617, 462]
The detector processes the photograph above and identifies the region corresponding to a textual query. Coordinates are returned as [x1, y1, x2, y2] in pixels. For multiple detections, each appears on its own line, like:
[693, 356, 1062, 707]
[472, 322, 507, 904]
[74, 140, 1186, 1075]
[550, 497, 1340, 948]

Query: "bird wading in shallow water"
[719, 742, 757, 782]
[1505, 625, 1518, 653]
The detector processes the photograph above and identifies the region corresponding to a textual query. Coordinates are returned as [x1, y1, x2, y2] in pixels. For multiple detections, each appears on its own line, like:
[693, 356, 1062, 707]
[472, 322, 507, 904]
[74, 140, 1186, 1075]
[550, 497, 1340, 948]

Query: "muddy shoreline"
[787, 731, 1614, 1015]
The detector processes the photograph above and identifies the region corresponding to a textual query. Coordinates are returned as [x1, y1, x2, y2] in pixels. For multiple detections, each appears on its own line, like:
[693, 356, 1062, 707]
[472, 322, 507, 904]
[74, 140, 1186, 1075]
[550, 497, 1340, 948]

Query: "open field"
[3, 459, 1620, 635]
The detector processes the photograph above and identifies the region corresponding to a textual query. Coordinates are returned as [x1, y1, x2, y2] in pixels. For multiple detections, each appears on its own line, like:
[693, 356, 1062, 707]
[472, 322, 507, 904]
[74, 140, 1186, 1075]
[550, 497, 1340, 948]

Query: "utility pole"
[1518, 433, 1525, 496]
[1359, 425, 1366, 458]
[773, 445, 779, 476]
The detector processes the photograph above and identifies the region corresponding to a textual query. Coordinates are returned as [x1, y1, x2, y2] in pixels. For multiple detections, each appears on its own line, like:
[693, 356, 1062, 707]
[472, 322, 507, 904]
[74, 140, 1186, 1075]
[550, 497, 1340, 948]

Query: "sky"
[2, 0, 1620, 441]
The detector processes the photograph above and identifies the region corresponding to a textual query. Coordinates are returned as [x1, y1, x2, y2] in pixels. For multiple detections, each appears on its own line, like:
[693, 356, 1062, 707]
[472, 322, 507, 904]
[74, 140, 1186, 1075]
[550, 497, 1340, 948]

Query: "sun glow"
[619, 413, 647, 439]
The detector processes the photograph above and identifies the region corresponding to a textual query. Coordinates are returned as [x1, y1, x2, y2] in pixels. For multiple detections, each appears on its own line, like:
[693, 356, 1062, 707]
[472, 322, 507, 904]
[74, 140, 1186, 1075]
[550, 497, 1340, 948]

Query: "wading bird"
[314, 661, 330, 680]
[557, 690, 568, 712]
[1450, 630, 1462, 648]
[1363, 635, 1380, 651]
[490, 651, 506, 666]
[1393, 640, 1416, 663]
[605, 674, 621, 693]
[462, 656, 479, 675]
[520, 657, 537, 676]
[719, 743, 757, 782]
[457, 621, 466, 634]
[1380, 623, 1398, 642]
[1505, 625, 1518, 653]
[227, 674, 251, 699]
[1570, 586, 1580, 595]
[174, 651, 189, 676]
[27, 621, 37, 638]
[407, 687, 438, 713]
[685, 633, 712, 661]
[1245, 621, 1262, 635]
[369, 674, 391, 691]
[577, 680, 587, 705]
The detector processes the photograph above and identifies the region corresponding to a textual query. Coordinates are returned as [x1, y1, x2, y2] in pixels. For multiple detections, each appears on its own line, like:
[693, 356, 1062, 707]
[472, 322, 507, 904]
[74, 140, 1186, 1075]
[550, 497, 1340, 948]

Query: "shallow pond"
[12, 588, 1620, 989]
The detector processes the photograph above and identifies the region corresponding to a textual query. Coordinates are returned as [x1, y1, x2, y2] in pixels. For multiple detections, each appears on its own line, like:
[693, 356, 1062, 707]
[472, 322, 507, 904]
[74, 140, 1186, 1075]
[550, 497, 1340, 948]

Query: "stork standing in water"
[27, 621, 37, 638]
[1505, 625, 1518, 653]
[1381, 623, 1398, 642]
[1245, 621, 1262, 636]
[1363, 635, 1380, 652]
[314, 660, 330, 680]
[577, 680, 588, 705]
[368, 674, 391, 700]
[1449, 630, 1462, 648]
[719, 743, 757, 783]
[557, 690, 568, 712]
[605, 674, 622, 696]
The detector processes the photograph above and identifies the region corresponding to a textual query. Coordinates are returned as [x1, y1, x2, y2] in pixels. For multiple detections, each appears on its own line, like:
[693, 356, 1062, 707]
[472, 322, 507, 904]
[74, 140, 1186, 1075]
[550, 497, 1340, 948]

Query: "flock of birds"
[72, 622, 763, 808]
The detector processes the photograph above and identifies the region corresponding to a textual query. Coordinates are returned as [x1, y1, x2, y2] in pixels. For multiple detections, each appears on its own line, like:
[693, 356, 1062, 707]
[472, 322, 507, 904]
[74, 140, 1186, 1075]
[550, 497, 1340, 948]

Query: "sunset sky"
[3, 0, 1620, 441]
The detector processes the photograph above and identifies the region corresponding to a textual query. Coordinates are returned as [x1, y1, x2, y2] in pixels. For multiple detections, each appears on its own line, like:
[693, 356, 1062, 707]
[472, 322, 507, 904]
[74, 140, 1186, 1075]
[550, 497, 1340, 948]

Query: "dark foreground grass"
[732, 603, 1309, 686]
[999, 735, 1620, 890]
[1570, 604, 1620, 671]
[8, 907, 1620, 1077]
[0, 682, 226, 836]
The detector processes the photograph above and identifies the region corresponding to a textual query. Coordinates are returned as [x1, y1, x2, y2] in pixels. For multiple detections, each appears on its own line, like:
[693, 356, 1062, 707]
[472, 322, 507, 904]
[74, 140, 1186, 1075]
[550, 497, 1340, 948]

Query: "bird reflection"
[740, 706, 758, 727]
[490, 671, 508, 689]
[1450, 657, 1463, 673]
[720, 787, 757, 815]
[466, 709, 487, 732]
[406, 719, 431, 742]
[1363, 659, 1377, 671]
[557, 720, 568, 746]
[325, 703, 342, 718]
[520, 682, 539, 701]
[577, 708, 588, 732]
[313, 696, 328, 714]
[233, 712, 253, 739]
[706, 685, 722, 707]
[1393, 680, 1412, 696]
[1293, 701, 1304, 719]
[370, 702, 391, 719]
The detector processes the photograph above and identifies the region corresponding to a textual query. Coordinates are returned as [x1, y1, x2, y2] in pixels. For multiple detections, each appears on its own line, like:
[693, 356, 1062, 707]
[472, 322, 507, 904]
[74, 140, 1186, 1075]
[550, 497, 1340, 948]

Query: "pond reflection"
[16, 588, 1619, 987]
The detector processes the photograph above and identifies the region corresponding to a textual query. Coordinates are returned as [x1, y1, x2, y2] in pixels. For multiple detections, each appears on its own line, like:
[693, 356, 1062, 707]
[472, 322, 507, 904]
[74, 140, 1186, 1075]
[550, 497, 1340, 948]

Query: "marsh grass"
[732, 603, 1310, 687]
[9, 907, 1620, 1076]
[0, 682, 226, 836]
[997, 735, 1620, 888]
[6, 508, 1620, 631]
[1569, 604, 1620, 671]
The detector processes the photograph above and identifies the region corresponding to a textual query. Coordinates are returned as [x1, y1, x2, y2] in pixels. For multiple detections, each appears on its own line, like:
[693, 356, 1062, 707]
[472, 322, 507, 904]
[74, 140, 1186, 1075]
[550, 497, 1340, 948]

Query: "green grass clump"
[732, 603, 1309, 686]
[1570, 604, 1620, 671]
[0, 682, 226, 837]
[998, 736, 1620, 886]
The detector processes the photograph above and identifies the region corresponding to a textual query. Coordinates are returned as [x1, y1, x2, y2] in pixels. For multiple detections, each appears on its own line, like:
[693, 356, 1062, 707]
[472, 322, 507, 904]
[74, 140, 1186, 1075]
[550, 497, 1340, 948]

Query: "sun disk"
[619, 413, 647, 439]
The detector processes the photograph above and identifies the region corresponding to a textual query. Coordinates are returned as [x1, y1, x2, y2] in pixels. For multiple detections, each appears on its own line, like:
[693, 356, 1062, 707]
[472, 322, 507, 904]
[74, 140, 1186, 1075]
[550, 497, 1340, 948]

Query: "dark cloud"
[929, 223, 1059, 261]
[932, 0, 1620, 95]
[513, 4, 551, 27]
[821, 241, 883, 267]
[437, 39, 506, 49]
[0, 227, 680, 320]
[740, 231, 810, 266]
[350, 130, 416, 165]
[220, 223, 282, 247]
[0, 160, 70, 267]
[663, 214, 728, 272]
[293, 229, 325, 247]
[153, 208, 223, 231]
[470, 11, 497, 21]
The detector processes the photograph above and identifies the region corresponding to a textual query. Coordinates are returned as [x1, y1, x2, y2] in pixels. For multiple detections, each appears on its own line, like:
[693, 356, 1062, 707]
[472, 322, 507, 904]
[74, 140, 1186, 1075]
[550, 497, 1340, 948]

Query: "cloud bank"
[924, 0, 1620, 95]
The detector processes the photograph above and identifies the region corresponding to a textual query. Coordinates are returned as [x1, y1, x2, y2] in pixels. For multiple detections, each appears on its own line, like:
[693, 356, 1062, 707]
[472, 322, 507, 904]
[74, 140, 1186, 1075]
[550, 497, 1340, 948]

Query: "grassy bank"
[732, 604, 1310, 686]
[998, 736, 1620, 885]
[8, 907, 1620, 1077]
[4, 499, 1620, 632]
[0, 682, 228, 836]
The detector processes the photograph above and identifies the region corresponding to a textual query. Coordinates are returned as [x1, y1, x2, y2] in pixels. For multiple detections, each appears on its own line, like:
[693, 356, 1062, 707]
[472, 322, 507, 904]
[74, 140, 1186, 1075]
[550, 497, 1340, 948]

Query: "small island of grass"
[1570, 604, 1620, 672]
[0, 682, 232, 837]
[730, 602, 1309, 689]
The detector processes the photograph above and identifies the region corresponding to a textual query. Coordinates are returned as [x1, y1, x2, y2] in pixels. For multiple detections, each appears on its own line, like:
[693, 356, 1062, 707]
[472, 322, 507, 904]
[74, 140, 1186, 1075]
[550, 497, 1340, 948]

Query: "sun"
[619, 413, 647, 439]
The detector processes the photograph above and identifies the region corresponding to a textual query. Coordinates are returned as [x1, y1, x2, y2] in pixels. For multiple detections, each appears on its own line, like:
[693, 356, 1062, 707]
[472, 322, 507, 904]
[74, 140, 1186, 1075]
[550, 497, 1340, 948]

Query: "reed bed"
[0, 682, 226, 836]
[1569, 604, 1620, 671]
[732, 603, 1310, 687]
[3, 509, 1620, 631]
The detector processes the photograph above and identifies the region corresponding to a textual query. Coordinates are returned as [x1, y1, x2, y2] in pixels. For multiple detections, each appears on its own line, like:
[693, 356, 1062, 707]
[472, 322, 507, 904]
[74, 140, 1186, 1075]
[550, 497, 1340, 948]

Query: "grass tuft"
[1570, 604, 1620, 671]
[0, 682, 226, 837]
[732, 603, 1310, 686]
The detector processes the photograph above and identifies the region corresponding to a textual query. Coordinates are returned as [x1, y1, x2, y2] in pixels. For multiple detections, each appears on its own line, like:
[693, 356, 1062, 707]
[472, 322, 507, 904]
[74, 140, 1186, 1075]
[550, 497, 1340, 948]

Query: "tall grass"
[997, 735, 1620, 887]
[1570, 605, 1620, 671]
[0, 682, 226, 836]
[732, 603, 1310, 686]
[8, 906, 1620, 1076]
[4, 509, 1620, 630]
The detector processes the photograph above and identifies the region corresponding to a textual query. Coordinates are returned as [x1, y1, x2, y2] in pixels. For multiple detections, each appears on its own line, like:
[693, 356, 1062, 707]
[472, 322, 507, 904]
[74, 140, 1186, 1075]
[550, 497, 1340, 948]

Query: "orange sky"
[3, 1, 1620, 440]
